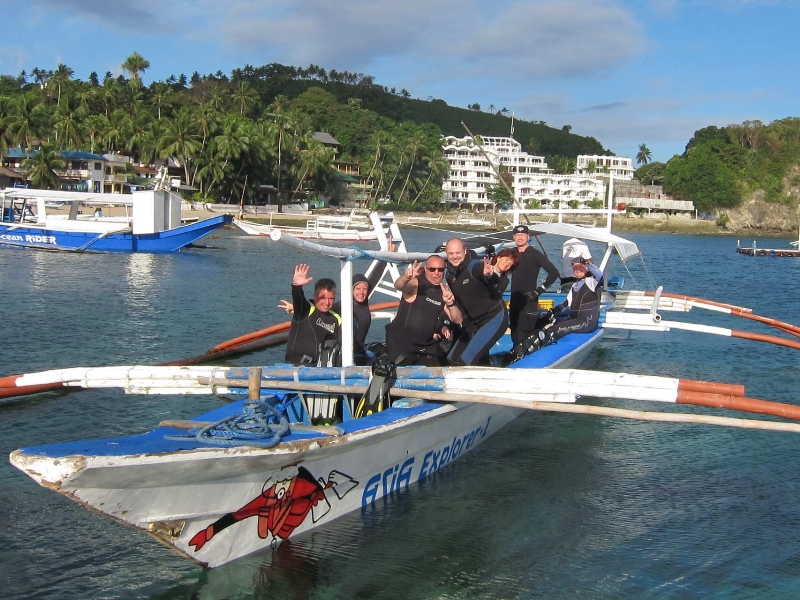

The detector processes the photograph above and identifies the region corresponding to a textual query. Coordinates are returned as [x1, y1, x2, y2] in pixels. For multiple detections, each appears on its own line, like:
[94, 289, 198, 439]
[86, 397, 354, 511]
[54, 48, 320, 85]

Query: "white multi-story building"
[576, 155, 635, 180]
[441, 136, 608, 209]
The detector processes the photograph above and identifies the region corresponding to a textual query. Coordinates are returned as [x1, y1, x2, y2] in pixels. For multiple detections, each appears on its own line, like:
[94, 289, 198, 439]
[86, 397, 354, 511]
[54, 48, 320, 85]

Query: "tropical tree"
[50, 63, 74, 106]
[149, 82, 174, 120]
[291, 138, 335, 198]
[8, 93, 40, 148]
[636, 143, 652, 165]
[103, 109, 131, 152]
[160, 106, 202, 185]
[82, 114, 108, 153]
[53, 100, 84, 149]
[410, 153, 449, 206]
[397, 133, 428, 200]
[121, 52, 150, 89]
[232, 81, 258, 116]
[23, 145, 65, 189]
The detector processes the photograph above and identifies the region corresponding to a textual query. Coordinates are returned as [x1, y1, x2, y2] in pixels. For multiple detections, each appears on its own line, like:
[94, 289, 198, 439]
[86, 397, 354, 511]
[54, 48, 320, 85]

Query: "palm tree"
[364, 130, 392, 194]
[0, 97, 14, 159]
[160, 107, 202, 185]
[396, 133, 428, 201]
[103, 109, 131, 153]
[8, 93, 40, 149]
[50, 63, 74, 106]
[232, 81, 258, 116]
[23, 145, 65, 189]
[149, 82, 174, 120]
[53, 101, 84, 150]
[101, 77, 121, 117]
[636, 143, 652, 165]
[291, 138, 335, 198]
[82, 114, 108, 154]
[127, 109, 155, 161]
[410, 153, 449, 206]
[121, 52, 150, 89]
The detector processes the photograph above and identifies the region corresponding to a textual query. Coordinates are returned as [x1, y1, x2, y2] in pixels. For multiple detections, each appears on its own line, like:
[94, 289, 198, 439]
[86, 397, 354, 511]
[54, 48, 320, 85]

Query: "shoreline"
[193, 207, 797, 239]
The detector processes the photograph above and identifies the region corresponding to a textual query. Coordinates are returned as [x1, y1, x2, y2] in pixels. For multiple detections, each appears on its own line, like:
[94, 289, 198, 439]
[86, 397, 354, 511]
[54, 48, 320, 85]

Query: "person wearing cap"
[385, 254, 462, 366]
[560, 237, 593, 287]
[509, 224, 560, 346]
[506, 255, 604, 364]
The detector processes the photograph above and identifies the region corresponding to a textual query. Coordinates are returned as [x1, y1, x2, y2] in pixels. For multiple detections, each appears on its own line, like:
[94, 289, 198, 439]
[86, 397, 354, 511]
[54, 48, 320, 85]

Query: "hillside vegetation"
[636, 120, 800, 216]
[0, 60, 605, 209]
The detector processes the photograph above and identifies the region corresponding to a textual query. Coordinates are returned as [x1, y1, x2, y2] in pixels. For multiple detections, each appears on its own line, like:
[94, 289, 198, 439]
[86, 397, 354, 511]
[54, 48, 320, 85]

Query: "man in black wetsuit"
[509, 224, 560, 346]
[385, 255, 462, 366]
[445, 238, 508, 365]
[284, 263, 342, 366]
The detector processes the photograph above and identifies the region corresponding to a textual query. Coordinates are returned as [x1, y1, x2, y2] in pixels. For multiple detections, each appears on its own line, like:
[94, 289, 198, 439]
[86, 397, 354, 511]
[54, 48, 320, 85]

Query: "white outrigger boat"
[9, 197, 800, 570]
[233, 210, 393, 242]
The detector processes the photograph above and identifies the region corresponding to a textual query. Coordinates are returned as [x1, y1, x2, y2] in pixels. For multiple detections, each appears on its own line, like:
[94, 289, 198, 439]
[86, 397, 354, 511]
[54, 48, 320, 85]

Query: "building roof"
[6, 148, 106, 160]
[312, 132, 341, 146]
[0, 166, 24, 179]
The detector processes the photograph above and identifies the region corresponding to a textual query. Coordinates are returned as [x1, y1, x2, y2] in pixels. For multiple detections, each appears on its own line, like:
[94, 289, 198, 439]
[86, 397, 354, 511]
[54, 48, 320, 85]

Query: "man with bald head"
[444, 238, 508, 365]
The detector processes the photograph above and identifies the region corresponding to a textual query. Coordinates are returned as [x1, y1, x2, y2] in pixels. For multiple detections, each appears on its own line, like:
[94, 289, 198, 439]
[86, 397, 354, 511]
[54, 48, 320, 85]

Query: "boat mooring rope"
[164, 395, 291, 447]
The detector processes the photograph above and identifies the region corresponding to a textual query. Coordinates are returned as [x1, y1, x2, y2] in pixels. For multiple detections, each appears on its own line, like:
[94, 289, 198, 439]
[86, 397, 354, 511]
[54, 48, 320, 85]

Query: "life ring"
[616, 203, 626, 211]
[758, 250, 767, 256]
[769, 251, 777, 257]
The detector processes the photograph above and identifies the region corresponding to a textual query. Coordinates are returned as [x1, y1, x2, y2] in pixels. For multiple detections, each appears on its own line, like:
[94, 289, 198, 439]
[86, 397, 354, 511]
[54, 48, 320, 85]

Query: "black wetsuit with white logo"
[551, 262, 603, 339]
[447, 259, 508, 365]
[285, 284, 342, 365]
[385, 276, 447, 364]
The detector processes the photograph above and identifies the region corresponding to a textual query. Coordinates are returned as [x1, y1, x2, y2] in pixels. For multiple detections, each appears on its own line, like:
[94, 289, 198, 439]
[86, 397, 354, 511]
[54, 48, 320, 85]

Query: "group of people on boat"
[282, 225, 604, 369]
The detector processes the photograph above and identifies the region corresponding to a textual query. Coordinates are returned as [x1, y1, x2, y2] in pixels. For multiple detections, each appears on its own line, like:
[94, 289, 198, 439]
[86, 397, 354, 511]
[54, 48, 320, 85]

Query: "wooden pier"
[736, 246, 800, 257]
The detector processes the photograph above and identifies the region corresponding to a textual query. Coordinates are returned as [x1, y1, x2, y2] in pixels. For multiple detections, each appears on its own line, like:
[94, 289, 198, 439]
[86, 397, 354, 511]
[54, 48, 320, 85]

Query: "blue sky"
[2, 0, 798, 164]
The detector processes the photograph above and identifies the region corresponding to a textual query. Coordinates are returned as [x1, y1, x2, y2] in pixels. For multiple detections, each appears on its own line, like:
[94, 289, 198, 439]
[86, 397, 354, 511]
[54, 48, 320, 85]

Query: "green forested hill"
[636, 120, 800, 214]
[0, 60, 607, 208]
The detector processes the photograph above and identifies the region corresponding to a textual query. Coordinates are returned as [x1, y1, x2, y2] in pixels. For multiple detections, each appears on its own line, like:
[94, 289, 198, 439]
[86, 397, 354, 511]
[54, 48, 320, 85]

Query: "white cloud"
[211, 0, 646, 81]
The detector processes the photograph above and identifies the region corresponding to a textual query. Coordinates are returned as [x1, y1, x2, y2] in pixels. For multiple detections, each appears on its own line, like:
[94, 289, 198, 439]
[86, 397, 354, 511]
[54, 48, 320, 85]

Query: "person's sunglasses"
[427, 267, 445, 272]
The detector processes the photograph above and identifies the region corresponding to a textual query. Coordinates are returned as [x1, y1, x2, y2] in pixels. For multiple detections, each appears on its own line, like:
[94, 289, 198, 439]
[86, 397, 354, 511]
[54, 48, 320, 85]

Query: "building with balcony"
[442, 136, 607, 209]
[2, 149, 138, 193]
[576, 155, 635, 180]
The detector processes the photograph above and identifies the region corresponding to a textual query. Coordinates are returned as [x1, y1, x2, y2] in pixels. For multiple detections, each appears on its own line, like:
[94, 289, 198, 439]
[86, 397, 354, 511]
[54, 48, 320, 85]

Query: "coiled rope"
[164, 395, 291, 448]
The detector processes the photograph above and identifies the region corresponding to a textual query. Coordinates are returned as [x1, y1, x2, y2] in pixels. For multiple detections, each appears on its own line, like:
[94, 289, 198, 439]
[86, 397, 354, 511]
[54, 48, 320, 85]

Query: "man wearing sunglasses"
[385, 255, 462, 366]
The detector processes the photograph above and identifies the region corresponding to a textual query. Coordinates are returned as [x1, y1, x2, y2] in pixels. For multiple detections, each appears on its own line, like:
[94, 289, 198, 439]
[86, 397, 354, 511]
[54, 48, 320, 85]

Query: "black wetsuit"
[285, 284, 342, 365]
[334, 265, 387, 364]
[551, 262, 603, 339]
[510, 246, 559, 345]
[447, 259, 508, 366]
[385, 276, 448, 366]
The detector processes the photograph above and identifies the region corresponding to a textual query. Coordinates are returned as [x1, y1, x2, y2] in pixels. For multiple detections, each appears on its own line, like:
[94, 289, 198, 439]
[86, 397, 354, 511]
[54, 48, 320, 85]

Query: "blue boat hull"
[0, 214, 232, 253]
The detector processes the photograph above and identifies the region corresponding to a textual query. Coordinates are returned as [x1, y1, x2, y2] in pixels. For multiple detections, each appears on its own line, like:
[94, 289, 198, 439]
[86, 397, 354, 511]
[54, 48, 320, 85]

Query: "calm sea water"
[2, 226, 800, 599]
